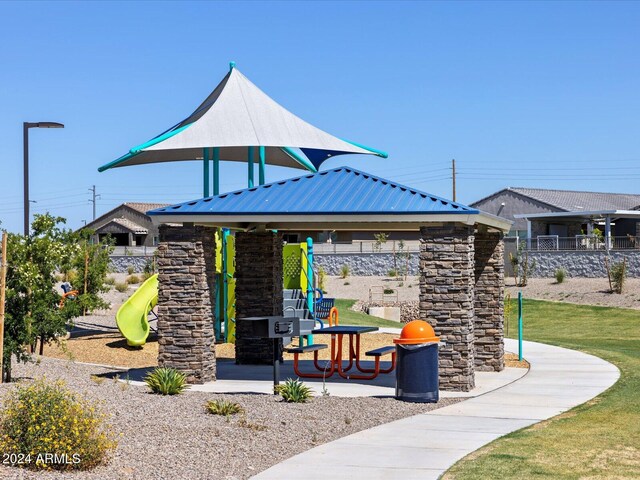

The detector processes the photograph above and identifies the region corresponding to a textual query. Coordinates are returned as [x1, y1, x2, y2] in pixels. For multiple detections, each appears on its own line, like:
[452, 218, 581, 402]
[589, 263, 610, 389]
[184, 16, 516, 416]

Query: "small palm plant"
[277, 378, 313, 403]
[144, 367, 187, 395]
[205, 399, 244, 416]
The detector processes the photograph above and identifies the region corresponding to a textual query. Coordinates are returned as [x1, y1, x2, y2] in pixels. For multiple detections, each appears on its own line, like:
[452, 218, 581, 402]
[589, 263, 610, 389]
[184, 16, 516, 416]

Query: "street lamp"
[23, 122, 64, 235]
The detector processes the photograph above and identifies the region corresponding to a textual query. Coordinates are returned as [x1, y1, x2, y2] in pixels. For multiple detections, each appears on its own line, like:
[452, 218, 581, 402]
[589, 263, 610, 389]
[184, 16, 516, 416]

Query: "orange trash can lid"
[393, 320, 440, 344]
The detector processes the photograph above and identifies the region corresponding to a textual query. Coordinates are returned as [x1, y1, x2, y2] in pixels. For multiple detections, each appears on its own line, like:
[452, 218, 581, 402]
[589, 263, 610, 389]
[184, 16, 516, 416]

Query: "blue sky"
[1, 1, 639, 233]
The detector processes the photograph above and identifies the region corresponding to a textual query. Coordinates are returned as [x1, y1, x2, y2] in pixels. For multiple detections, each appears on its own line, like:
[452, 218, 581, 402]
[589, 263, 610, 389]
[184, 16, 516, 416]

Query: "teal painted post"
[247, 146, 254, 188]
[203, 148, 210, 197]
[306, 237, 314, 345]
[258, 146, 266, 185]
[518, 291, 523, 361]
[222, 229, 229, 342]
[213, 147, 220, 195]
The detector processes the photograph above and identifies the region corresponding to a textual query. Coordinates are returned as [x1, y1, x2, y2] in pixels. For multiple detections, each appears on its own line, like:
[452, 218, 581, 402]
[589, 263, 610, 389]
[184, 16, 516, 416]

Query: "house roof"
[148, 167, 512, 232]
[472, 187, 640, 212]
[82, 202, 170, 232]
[96, 218, 148, 235]
[98, 65, 386, 174]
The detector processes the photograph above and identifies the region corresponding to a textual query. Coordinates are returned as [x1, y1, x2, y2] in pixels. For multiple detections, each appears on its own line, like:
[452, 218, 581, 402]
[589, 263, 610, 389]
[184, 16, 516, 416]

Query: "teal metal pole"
[203, 148, 210, 197]
[518, 291, 523, 361]
[306, 237, 314, 345]
[213, 147, 220, 195]
[258, 146, 266, 185]
[247, 146, 254, 188]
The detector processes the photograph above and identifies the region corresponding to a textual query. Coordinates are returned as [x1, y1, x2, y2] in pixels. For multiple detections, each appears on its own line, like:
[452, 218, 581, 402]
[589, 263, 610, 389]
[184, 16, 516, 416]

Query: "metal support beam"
[605, 215, 611, 252]
[259, 146, 266, 185]
[203, 148, 210, 197]
[248, 146, 254, 188]
[526, 219, 532, 250]
[213, 147, 220, 196]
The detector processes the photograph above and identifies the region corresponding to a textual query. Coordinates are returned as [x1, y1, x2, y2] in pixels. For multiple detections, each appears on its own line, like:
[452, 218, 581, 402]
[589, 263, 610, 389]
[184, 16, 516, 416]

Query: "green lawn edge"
[444, 299, 639, 480]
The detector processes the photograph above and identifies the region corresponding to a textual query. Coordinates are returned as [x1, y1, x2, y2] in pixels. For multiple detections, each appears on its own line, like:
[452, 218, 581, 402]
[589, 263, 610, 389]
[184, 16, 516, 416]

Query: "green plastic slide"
[116, 274, 158, 347]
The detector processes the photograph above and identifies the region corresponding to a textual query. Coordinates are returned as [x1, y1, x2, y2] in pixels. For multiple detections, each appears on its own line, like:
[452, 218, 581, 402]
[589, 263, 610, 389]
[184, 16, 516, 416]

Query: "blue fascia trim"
[342, 139, 389, 158]
[130, 122, 193, 154]
[281, 147, 317, 172]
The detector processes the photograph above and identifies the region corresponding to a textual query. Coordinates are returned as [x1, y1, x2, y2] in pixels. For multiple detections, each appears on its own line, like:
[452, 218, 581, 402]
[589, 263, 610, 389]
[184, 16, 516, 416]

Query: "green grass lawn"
[334, 299, 401, 328]
[444, 299, 640, 479]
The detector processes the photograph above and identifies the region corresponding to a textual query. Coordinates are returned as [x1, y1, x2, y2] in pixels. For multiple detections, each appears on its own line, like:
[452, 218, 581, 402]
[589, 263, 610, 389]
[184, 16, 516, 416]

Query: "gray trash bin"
[394, 320, 440, 403]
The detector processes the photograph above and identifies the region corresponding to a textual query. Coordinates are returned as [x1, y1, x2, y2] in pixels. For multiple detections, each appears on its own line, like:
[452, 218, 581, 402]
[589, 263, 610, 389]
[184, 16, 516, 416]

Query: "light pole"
[23, 122, 64, 235]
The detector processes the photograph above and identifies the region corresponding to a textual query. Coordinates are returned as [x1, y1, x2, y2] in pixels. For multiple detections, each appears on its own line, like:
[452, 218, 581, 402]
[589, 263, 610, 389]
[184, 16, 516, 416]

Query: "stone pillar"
[235, 231, 284, 364]
[474, 230, 505, 372]
[419, 224, 475, 391]
[156, 225, 216, 383]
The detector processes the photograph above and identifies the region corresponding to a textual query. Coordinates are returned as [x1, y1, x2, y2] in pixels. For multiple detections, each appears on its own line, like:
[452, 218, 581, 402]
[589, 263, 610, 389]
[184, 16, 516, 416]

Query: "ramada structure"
[148, 167, 511, 391]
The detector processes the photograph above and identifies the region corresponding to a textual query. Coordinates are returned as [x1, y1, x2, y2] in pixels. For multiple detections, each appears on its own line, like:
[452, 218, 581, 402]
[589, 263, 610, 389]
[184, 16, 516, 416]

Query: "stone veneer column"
[234, 231, 284, 364]
[474, 230, 505, 372]
[419, 224, 475, 391]
[156, 225, 216, 383]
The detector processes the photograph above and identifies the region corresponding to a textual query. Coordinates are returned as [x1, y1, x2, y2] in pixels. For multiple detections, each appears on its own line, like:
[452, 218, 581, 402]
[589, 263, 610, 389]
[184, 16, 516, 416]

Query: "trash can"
[394, 320, 440, 403]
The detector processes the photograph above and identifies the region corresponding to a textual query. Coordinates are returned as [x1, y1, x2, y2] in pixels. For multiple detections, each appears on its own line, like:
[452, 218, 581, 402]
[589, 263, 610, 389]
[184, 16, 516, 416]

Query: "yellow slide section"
[116, 274, 158, 347]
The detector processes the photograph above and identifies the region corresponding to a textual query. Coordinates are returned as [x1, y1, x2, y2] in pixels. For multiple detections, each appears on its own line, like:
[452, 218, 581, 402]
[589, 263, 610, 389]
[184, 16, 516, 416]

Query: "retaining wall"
[527, 251, 640, 278]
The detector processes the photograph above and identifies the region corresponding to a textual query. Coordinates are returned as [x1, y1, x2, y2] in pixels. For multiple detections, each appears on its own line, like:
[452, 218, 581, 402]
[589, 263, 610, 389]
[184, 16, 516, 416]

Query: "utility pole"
[452, 158, 457, 202]
[88, 185, 100, 221]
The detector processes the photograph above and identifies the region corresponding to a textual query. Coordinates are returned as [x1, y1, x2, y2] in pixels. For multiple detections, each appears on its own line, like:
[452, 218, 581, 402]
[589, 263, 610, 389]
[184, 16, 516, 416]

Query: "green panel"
[215, 230, 223, 273]
[227, 277, 236, 343]
[283, 243, 302, 289]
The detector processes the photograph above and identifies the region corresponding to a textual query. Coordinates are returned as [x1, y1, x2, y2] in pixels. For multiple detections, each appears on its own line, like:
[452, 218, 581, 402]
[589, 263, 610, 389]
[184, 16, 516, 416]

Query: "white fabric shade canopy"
[99, 65, 387, 173]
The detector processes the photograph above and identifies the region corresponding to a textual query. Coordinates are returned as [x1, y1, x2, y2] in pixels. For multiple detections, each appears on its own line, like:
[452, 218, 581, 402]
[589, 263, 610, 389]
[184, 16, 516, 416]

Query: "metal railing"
[111, 246, 157, 256]
[523, 235, 639, 251]
[312, 240, 420, 254]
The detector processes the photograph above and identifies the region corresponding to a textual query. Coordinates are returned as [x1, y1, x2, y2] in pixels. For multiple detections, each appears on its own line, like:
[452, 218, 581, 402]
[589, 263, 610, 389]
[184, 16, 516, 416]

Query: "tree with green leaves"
[2, 214, 113, 382]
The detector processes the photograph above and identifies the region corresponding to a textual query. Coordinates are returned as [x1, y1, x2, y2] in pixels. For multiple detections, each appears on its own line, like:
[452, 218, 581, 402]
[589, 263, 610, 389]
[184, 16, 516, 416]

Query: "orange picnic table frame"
[290, 325, 396, 380]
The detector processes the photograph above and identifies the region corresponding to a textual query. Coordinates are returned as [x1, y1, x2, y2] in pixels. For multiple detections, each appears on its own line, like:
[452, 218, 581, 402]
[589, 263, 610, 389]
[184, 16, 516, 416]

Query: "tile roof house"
[471, 187, 640, 236]
[82, 202, 169, 247]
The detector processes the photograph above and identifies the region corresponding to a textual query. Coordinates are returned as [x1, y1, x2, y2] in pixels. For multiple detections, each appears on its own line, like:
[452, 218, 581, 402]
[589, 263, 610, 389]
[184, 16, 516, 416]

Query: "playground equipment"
[58, 282, 79, 309]
[116, 274, 158, 347]
[215, 229, 236, 343]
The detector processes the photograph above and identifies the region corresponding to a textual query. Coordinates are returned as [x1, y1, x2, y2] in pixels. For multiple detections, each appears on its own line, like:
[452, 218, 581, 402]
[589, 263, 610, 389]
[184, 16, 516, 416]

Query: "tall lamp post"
[23, 122, 64, 235]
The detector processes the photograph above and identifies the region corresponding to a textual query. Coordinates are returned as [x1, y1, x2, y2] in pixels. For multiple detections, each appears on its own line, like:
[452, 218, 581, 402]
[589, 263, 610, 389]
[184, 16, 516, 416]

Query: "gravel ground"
[0, 357, 461, 480]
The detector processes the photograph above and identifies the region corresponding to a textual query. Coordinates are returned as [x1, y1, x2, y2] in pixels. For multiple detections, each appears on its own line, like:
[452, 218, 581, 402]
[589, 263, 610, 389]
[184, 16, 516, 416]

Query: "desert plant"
[205, 399, 244, 416]
[0, 379, 116, 471]
[340, 264, 350, 279]
[373, 232, 389, 252]
[554, 268, 566, 284]
[127, 265, 135, 275]
[317, 266, 327, 292]
[144, 367, 187, 395]
[609, 258, 627, 294]
[387, 268, 398, 277]
[104, 276, 116, 286]
[343, 281, 350, 285]
[278, 378, 312, 403]
[383, 288, 394, 295]
[114, 282, 128, 293]
[509, 245, 536, 287]
[126, 274, 141, 285]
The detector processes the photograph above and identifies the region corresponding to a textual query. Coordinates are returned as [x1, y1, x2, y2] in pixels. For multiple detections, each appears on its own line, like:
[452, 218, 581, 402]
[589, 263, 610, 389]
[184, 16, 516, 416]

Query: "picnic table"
[286, 325, 396, 380]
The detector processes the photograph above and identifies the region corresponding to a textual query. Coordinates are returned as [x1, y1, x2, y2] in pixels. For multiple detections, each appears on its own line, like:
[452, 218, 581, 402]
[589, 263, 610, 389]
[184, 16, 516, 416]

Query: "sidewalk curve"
[252, 338, 620, 480]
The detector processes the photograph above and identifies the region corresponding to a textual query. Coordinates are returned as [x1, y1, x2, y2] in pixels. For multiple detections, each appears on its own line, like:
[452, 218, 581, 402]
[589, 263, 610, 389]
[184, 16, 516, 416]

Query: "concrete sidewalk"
[253, 338, 620, 480]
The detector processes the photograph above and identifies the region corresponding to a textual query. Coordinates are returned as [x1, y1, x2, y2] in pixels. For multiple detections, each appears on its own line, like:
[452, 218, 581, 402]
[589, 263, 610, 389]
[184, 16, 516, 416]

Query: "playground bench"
[285, 344, 328, 354]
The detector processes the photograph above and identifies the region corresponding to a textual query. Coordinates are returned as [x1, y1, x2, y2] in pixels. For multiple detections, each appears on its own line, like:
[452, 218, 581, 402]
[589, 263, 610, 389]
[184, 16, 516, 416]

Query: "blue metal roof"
[148, 167, 479, 216]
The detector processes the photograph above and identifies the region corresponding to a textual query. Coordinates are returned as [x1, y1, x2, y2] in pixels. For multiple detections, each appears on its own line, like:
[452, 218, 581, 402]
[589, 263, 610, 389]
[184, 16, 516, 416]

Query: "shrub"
[277, 378, 312, 403]
[127, 266, 135, 275]
[383, 288, 394, 295]
[0, 379, 116, 471]
[205, 399, 244, 416]
[554, 268, 566, 284]
[340, 264, 350, 279]
[610, 259, 627, 294]
[145, 367, 187, 395]
[104, 276, 116, 286]
[317, 266, 327, 292]
[387, 269, 398, 277]
[126, 274, 141, 285]
[114, 282, 128, 293]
